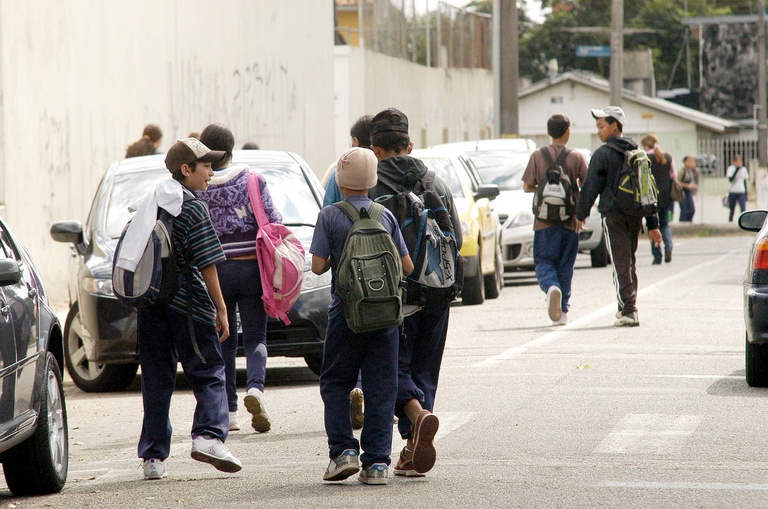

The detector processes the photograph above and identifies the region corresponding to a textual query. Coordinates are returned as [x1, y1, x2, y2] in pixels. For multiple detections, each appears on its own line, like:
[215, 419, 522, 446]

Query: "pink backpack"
[246, 172, 305, 325]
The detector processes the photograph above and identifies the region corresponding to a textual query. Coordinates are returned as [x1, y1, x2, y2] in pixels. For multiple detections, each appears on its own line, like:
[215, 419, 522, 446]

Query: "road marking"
[473, 249, 741, 368]
[596, 481, 768, 491]
[593, 414, 701, 454]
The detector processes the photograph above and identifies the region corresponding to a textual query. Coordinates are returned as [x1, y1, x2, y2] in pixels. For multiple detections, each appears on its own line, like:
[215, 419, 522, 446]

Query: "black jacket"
[369, 155, 463, 250]
[575, 136, 660, 230]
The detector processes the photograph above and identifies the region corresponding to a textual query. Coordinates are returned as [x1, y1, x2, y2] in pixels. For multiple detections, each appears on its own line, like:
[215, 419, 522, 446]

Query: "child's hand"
[217, 310, 230, 343]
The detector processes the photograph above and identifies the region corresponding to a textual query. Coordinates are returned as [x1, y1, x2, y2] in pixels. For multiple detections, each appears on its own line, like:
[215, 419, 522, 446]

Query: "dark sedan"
[50, 150, 331, 392]
[0, 217, 67, 495]
[738, 209, 768, 386]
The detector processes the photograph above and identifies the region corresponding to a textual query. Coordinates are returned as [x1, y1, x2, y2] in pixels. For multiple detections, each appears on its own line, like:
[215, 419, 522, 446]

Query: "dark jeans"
[137, 305, 228, 460]
[320, 304, 398, 467]
[603, 214, 642, 316]
[217, 259, 268, 412]
[396, 304, 450, 440]
[728, 192, 747, 222]
[679, 190, 695, 222]
[650, 204, 673, 261]
[533, 224, 579, 313]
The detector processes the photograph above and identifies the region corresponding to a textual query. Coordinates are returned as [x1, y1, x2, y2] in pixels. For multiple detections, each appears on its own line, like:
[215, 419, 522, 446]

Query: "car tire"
[304, 353, 323, 376]
[746, 335, 768, 387]
[2, 352, 68, 495]
[64, 303, 138, 392]
[462, 255, 485, 306]
[590, 235, 610, 268]
[484, 243, 503, 299]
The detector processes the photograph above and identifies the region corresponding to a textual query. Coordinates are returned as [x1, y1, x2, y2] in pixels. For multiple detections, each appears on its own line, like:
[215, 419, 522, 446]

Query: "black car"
[738, 209, 768, 386]
[50, 150, 331, 393]
[0, 217, 67, 495]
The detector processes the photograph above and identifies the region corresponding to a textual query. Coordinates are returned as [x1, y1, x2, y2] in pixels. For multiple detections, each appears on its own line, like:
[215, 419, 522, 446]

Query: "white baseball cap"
[591, 106, 626, 127]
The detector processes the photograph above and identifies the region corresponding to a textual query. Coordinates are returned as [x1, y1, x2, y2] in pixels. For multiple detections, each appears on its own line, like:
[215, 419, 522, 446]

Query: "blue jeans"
[217, 259, 269, 412]
[650, 205, 673, 261]
[396, 304, 450, 439]
[137, 306, 228, 460]
[320, 305, 398, 467]
[533, 225, 579, 313]
[728, 192, 747, 222]
[679, 190, 695, 222]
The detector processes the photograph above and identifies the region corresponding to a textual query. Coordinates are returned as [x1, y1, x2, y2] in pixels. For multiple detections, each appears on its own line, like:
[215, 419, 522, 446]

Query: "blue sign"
[576, 45, 611, 57]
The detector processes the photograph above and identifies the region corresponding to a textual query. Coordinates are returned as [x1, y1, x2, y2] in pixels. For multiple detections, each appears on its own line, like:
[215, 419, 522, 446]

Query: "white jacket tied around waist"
[115, 178, 184, 271]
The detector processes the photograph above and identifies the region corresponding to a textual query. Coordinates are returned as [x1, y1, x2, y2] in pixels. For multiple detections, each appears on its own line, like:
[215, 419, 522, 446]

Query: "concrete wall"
[1, 1, 335, 307]
[334, 45, 494, 159]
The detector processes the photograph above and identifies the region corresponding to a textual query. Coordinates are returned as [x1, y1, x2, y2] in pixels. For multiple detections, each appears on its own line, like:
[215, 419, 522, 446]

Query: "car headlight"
[82, 277, 114, 297]
[508, 211, 534, 228]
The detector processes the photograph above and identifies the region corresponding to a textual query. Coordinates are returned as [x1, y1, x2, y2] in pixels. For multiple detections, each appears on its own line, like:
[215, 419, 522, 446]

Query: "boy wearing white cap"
[137, 138, 242, 480]
[311, 147, 413, 486]
[575, 107, 662, 327]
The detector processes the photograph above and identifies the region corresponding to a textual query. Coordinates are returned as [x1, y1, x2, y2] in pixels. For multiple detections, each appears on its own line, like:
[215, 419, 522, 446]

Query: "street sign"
[576, 45, 611, 57]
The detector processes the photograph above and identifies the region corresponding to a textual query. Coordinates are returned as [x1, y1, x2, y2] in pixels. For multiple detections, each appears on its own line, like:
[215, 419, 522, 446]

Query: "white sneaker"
[229, 411, 241, 432]
[546, 286, 563, 322]
[323, 449, 360, 481]
[190, 436, 242, 473]
[142, 458, 167, 480]
[552, 313, 567, 326]
[614, 311, 640, 327]
[243, 388, 271, 433]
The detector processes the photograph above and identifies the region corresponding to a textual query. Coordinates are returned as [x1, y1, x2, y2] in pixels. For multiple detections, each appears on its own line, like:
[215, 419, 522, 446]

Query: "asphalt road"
[3, 233, 765, 509]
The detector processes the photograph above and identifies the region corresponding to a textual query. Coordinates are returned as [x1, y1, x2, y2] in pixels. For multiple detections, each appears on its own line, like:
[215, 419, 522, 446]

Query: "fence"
[336, 0, 491, 70]
[697, 137, 758, 176]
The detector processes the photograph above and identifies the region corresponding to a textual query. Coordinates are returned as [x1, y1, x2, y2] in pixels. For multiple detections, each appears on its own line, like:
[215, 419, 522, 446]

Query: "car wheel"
[2, 352, 68, 495]
[590, 235, 610, 268]
[304, 353, 323, 376]
[462, 255, 485, 305]
[484, 243, 503, 299]
[746, 335, 768, 387]
[64, 303, 138, 392]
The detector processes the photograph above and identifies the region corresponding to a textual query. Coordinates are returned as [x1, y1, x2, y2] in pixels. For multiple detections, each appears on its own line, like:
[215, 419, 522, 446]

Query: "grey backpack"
[532, 147, 575, 224]
[334, 201, 404, 333]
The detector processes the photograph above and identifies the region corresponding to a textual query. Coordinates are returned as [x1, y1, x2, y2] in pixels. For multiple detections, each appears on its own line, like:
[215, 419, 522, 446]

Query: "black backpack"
[608, 142, 659, 218]
[532, 147, 574, 224]
[375, 170, 462, 307]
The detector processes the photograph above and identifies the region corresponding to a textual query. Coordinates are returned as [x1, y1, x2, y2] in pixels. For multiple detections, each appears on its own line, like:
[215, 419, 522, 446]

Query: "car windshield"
[105, 163, 320, 238]
[412, 157, 465, 198]
[467, 150, 528, 191]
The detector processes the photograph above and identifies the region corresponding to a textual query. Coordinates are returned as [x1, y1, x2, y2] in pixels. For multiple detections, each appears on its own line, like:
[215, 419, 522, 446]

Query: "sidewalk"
[671, 192, 754, 237]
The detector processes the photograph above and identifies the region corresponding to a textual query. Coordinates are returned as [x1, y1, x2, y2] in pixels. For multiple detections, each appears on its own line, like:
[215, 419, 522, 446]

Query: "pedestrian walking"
[576, 106, 662, 327]
[310, 147, 413, 486]
[679, 155, 700, 222]
[367, 107, 463, 477]
[125, 124, 163, 158]
[640, 134, 676, 264]
[124, 137, 242, 480]
[198, 123, 280, 434]
[726, 154, 749, 222]
[522, 114, 588, 325]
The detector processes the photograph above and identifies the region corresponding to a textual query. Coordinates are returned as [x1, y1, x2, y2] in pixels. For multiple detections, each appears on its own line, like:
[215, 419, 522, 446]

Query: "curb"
[672, 223, 752, 237]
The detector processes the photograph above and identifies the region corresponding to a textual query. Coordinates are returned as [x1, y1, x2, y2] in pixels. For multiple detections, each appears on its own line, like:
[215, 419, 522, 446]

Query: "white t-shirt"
[727, 164, 749, 194]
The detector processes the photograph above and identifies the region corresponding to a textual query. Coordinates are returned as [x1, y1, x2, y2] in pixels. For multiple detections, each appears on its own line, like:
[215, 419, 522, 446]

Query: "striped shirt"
[166, 189, 226, 325]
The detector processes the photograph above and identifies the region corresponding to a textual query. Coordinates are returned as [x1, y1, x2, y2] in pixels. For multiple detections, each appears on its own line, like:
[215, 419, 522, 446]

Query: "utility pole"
[498, 0, 519, 136]
[759, 0, 767, 165]
[609, 0, 623, 106]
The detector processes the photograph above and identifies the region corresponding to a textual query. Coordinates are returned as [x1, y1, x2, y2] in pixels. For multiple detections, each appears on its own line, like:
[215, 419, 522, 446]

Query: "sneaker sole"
[229, 423, 241, 432]
[190, 449, 242, 473]
[393, 468, 425, 477]
[358, 475, 388, 485]
[548, 288, 562, 322]
[350, 391, 364, 430]
[411, 412, 439, 474]
[323, 465, 360, 481]
[144, 472, 167, 480]
[243, 394, 271, 433]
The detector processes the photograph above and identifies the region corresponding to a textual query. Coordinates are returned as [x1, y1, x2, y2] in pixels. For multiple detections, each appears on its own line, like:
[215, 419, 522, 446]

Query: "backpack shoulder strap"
[539, 147, 554, 167]
[555, 148, 570, 166]
[367, 202, 384, 222]
[334, 200, 362, 223]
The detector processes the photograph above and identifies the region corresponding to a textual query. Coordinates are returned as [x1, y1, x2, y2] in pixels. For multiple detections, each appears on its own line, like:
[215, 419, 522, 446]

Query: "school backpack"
[375, 170, 462, 307]
[112, 192, 193, 308]
[610, 144, 659, 218]
[532, 147, 574, 224]
[246, 171, 305, 325]
[334, 201, 404, 333]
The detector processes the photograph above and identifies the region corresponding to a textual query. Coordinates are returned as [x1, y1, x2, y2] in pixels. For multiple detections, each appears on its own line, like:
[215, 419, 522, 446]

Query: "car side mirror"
[0, 259, 21, 286]
[50, 221, 84, 245]
[474, 184, 500, 202]
[738, 210, 768, 232]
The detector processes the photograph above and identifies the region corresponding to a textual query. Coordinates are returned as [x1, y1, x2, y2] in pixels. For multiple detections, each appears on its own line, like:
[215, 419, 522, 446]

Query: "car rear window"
[467, 150, 528, 191]
[412, 157, 465, 199]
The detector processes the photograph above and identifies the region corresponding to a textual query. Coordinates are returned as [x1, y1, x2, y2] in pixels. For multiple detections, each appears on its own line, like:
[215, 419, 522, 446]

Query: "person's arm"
[312, 255, 331, 275]
[200, 264, 229, 342]
[401, 254, 414, 276]
[523, 182, 536, 193]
